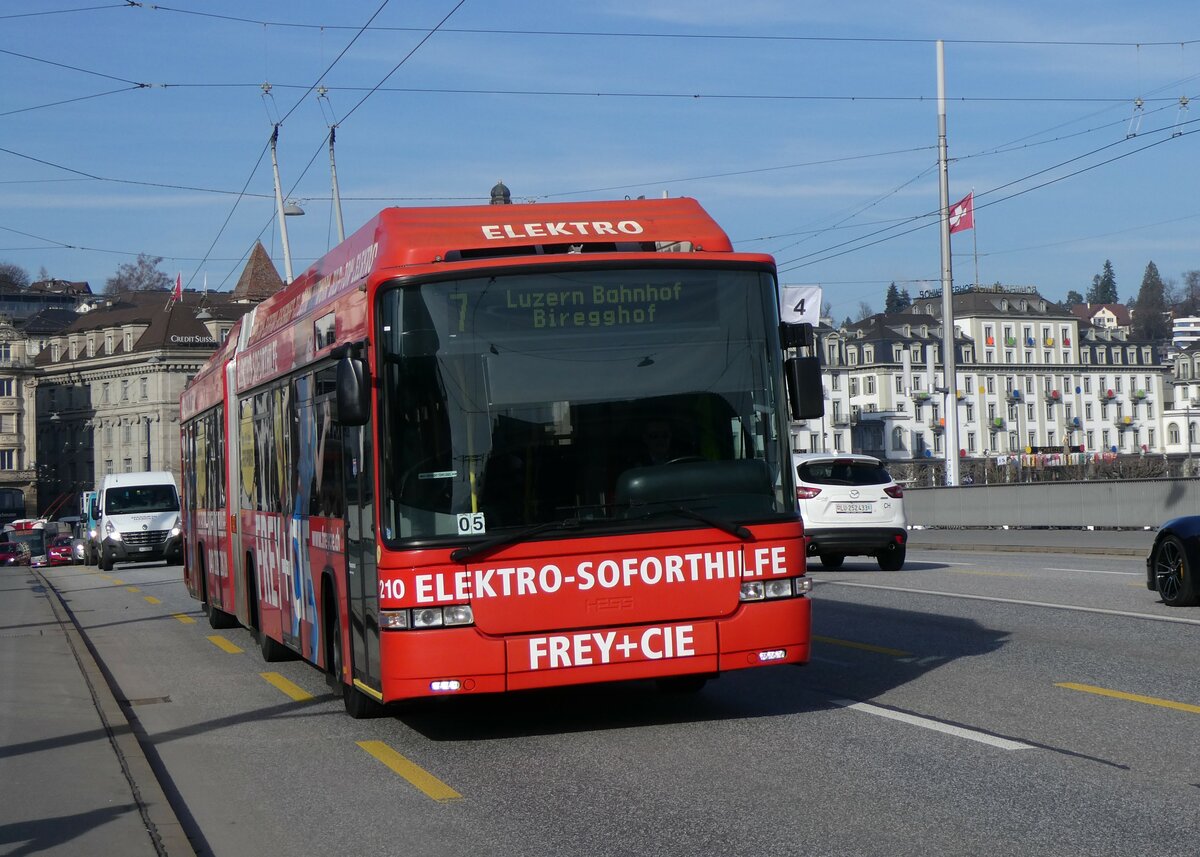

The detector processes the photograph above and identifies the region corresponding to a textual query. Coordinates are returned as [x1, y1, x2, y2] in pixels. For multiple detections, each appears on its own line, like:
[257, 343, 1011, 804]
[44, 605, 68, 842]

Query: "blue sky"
[3, 1, 1198, 322]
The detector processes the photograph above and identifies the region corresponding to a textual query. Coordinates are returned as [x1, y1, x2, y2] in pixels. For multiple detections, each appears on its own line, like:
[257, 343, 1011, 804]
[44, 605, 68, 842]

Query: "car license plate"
[835, 502, 873, 514]
[138, 546, 152, 552]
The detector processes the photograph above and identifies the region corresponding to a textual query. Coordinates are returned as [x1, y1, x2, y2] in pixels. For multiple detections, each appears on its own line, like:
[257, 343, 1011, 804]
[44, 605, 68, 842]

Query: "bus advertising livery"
[180, 196, 821, 717]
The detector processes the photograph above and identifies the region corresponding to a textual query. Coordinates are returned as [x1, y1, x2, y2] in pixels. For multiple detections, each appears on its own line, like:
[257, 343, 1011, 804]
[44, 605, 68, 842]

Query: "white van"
[92, 471, 182, 571]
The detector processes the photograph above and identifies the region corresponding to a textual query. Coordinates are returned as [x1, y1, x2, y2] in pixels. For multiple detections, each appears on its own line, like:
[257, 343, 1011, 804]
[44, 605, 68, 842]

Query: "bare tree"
[105, 253, 171, 294]
[0, 261, 30, 289]
[855, 300, 874, 321]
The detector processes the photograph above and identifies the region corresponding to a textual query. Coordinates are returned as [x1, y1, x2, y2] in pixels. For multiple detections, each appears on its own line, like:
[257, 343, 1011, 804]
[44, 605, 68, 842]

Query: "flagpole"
[972, 187, 980, 287]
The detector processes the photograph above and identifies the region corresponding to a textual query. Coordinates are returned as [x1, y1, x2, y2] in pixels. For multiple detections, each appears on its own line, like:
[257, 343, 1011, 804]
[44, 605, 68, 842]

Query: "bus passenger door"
[343, 424, 381, 696]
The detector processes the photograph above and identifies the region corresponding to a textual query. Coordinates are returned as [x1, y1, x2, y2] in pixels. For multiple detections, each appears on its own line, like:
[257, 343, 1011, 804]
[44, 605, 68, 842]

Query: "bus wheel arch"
[322, 573, 382, 718]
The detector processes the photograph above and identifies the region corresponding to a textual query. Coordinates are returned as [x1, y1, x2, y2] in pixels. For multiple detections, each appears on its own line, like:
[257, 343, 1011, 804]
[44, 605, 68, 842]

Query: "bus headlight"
[739, 578, 810, 602]
[381, 604, 475, 631]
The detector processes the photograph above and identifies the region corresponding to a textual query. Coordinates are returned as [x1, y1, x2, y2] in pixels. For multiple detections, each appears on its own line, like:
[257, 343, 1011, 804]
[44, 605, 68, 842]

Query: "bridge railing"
[903, 478, 1200, 529]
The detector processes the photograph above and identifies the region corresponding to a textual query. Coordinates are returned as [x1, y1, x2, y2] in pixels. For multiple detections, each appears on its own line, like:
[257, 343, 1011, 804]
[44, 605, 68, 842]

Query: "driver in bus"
[635, 419, 679, 466]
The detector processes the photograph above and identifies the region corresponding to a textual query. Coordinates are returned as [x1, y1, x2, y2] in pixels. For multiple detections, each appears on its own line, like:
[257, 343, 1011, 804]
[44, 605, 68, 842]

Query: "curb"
[37, 568, 197, 857]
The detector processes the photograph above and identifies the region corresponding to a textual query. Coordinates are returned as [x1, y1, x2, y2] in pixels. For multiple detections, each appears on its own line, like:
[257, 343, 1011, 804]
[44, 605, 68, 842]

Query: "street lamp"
[1187, 398, 1199, 476]
[143, 415, 153, 471]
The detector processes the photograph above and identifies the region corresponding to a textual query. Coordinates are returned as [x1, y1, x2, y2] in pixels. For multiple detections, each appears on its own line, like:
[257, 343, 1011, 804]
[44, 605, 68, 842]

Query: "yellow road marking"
[173, 613, 197, 624]
[357, 740, 462, 802]
[143, 595, 161, 605]
[112, 579, 125, 585]
[207, 635, 243, 654]
[260, 672, 314, 701]
[812, 635, 911, 658]
[126, 586, 140, 593]
[1056, 682, 1200, 714]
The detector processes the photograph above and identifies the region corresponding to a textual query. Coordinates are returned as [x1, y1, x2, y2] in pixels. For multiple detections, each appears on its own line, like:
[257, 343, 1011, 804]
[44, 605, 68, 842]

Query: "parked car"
[48, 535, 75, 566]
[793, 452, 908, 570]
[0, 542, 30, 567]
[1145, 517, 1200, 607]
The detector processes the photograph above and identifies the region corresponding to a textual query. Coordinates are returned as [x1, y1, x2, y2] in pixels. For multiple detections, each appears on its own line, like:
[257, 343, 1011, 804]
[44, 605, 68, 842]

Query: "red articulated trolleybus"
[179, 196, 825, 717]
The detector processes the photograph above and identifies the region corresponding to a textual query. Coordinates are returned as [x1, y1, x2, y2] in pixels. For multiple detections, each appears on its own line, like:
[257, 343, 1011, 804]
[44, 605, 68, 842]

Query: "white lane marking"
[831, 699, 1035, 750]
[1044, 567, 1139, 576]
[824, 581, 1200, 626]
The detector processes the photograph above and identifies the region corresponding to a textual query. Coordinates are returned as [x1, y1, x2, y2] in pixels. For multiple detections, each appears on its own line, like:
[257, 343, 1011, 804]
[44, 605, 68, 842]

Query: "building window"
[140, 377, 149, 399]
[895, 376, 904, 393]
[0, 450, 13, 469]
[121, 380, 129, 401]
[0, 380, 12, 397]
[123, 458, 133, 472]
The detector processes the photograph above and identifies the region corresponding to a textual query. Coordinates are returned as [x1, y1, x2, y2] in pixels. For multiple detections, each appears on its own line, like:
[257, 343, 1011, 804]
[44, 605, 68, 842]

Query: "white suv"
[793, 452, 907, 570]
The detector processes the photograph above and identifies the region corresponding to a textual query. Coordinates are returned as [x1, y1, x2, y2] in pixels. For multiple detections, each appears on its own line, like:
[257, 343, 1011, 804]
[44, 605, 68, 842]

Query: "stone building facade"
[32, 243, 281, 516]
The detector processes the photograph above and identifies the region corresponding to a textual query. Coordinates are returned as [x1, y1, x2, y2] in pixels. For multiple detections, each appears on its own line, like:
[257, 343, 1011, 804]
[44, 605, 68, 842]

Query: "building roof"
[1070, 303, 1132, 326]
[910, 286, 1072, 320]
[31, 291, 255, 367]
[231, 241, 285, 301]
[18, 307, 80, 335]
[28, 279, 93, 296]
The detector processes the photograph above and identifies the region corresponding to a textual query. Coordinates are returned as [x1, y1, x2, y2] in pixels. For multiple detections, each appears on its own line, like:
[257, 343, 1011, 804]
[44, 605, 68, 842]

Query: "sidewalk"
[906, 526, 1156, 558]
[0, 566, 194, 857]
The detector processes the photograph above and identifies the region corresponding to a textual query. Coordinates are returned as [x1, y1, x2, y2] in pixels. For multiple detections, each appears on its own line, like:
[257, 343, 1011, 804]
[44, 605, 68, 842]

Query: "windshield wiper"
[628, 505, 753, 540]
[450, 517, 587, 564]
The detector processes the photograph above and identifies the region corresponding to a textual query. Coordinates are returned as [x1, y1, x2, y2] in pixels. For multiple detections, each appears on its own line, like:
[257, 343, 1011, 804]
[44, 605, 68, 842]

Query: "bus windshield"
[377, 265, 794, 543]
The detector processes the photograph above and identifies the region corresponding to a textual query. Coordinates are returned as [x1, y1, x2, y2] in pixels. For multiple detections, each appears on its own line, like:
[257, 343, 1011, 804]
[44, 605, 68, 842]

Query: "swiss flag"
[172, 272, 183, 301]
[949, 192, 974, 234]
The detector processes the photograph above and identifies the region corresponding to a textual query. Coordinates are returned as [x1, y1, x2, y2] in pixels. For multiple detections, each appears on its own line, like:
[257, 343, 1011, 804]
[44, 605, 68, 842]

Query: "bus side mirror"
[786, 356, 824, 420]
[89, 501, 98, 520]
[336, 355, 371, 426]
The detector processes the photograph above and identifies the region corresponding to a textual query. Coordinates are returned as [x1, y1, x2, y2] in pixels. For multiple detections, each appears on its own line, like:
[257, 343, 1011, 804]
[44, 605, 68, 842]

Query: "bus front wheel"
[327, 607, 383, 719]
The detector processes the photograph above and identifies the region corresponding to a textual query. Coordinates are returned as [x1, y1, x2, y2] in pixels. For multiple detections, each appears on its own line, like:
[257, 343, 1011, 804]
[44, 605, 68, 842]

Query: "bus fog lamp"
[380, 609, 410, 630]
[430, 680, 461, 692]
[739, 582, 765, 601]
[412, 608, 444, 629]
[757, 649, 787, 662]
[793, 578, 812, 595]
[764, 580, 793, 599]
[442, 605, 474, 626]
